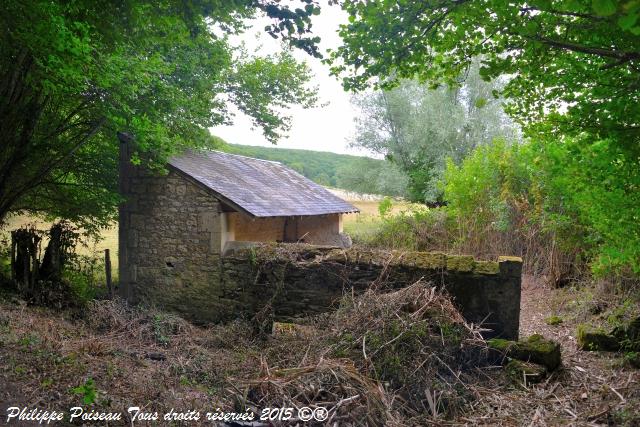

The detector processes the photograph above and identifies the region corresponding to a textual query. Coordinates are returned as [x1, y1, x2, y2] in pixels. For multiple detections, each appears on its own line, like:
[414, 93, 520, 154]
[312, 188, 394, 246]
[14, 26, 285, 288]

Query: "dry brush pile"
[229, 282, 502, 426]
[0, 281, 509, 425]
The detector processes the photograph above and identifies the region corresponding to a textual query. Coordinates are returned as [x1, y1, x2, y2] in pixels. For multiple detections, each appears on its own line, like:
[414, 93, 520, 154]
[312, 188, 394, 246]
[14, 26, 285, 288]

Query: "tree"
[329, 0, 640, 274]
[0, 0, 322, 230]
[330, 0, 640, 142]
[335, 158, 409, 197]
[351, 65, 518, 202]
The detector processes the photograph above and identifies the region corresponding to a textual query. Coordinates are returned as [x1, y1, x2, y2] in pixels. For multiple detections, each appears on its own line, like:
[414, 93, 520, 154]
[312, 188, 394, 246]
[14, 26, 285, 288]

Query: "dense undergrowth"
[349, 137, 640, 288]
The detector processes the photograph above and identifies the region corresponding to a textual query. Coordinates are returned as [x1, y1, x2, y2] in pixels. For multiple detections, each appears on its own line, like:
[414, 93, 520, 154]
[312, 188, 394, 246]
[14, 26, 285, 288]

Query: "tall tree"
[330, 0, 640, 142]
[351, 65, 517, 202]
[329, 0, 640, 274]
[0, 0, 321, 230]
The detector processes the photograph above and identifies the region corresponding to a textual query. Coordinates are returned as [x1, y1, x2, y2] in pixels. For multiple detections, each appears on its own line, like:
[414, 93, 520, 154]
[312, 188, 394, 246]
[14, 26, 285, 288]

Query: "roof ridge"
[209, 149, 282, 165]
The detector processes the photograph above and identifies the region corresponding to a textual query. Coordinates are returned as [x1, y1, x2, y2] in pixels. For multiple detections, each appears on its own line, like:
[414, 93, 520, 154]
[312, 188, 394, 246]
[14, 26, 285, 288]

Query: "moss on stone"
[497, 256, 523, 263]
[446, 255, 475, 273]
[473, 261, 500, 275]
[545, 315, 563, 326]
[487, 338, 515, 352]
[322, 249, 348, 263]
[577, 324, 620, 351]
[488, 334, 561, 371]
[505, 359, 546, 385]
[619, 317, 640, 352]
[414, 252, 446, 270]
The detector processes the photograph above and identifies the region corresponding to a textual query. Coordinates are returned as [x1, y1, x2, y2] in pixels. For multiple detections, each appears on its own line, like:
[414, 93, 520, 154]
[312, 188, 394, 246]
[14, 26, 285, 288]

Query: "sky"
[210, 3, 366, 156]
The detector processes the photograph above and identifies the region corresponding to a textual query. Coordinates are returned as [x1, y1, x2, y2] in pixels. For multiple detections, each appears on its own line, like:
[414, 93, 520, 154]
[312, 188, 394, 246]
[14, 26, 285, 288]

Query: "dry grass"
[0, 293, 261, 421]
[0, 283, 495, 426]
[229, 282, 494, 426]
[1, 278, 639, 425]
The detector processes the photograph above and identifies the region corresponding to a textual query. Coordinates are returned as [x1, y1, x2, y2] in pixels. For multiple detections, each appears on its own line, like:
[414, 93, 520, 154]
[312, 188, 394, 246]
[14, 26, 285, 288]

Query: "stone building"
[117, 135, 522, 339]
[117, 135, 359, 314]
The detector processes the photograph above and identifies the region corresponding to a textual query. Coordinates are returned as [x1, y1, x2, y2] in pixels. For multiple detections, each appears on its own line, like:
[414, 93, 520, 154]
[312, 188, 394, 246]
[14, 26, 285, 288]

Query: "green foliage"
[62, 257, 102, 302]
[443, 137, 640, 277]
[443, 139, 525, 236]
[330, 1, 640, 143]
[336, 158, 409, 197]
[377, 197, 393, 218]
[358, 135, 638, 277]
[72, 378, 97, 405]
[0, 0, 320, 227]
[545, 315, 563, 326]
[330, 1, 640, 273]
[350, 75, 518, 202]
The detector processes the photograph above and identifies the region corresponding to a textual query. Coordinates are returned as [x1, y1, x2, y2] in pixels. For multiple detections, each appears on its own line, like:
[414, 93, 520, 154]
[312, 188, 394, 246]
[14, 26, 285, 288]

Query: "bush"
[443, 136, 640, 281]
[358, 135, 640, 283]
[354, 206, 451, 252]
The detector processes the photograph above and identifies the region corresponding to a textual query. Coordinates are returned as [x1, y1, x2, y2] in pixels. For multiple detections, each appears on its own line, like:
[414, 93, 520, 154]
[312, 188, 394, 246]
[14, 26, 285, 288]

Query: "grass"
[343, 199, 415, 242]
[2, 198, 409, 274]
[3, 215, 118, 261]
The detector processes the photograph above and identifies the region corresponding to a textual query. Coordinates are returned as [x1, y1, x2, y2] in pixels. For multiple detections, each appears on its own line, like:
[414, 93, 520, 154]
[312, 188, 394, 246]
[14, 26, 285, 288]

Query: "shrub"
[361, 135, 640, 282]
[357, 206, 451, 252]
[377, 197, 393, 218]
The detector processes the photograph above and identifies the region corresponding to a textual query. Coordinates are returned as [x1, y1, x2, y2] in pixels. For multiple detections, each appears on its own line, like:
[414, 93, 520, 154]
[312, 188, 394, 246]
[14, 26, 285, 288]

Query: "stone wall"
[119, 139, 233, 322]
[119, 138, 521, 337]
[220, 245, 522, 340]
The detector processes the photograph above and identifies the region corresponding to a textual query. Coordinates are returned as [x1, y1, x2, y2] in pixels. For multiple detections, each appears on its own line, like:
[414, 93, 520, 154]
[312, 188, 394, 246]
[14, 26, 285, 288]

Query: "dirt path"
[499, 275, 640, 425]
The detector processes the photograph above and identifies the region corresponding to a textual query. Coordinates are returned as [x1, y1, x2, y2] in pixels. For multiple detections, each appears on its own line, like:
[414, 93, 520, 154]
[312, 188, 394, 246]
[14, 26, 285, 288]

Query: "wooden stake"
[105, 249, 112, 299]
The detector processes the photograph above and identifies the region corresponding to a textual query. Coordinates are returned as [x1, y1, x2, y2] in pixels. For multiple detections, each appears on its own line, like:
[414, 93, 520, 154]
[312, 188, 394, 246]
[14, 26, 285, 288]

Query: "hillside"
[222, 144, 408, 197]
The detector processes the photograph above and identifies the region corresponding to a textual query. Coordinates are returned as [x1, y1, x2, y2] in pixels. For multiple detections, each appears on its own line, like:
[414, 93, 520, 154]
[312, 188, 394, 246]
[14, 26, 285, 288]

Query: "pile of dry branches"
[231, 281, 495, 425]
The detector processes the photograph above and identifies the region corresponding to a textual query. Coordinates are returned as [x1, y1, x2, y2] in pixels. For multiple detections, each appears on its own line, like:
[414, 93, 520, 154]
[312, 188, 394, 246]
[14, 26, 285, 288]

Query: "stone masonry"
[119, 136, 522, 338]
[221, 245, 522, 340]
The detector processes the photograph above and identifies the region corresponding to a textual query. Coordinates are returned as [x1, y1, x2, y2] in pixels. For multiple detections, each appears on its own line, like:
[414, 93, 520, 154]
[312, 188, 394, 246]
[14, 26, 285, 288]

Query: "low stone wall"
[219, 244, 522, 340]
[124, 241, 521, 340]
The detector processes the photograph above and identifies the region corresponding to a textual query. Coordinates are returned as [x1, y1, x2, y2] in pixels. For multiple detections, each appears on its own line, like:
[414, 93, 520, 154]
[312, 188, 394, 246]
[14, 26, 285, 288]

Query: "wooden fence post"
[105, 249, 113, 299]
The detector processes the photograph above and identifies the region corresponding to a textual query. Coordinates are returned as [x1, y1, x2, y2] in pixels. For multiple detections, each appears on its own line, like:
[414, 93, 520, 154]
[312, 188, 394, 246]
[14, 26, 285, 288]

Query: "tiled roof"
[168, 150, 359, 217]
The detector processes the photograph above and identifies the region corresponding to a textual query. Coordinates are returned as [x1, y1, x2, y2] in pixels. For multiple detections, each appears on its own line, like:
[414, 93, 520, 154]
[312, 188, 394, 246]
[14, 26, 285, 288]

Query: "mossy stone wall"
[221, 245, 522, 340]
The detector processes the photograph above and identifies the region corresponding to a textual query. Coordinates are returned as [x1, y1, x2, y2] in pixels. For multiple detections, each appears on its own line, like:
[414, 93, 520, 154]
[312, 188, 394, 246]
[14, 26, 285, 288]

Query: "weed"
[18, 334, 40, 348]
[71, 378, 97, 405]
[152, 314, 171, 346]
[545, 315, 563, 326]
